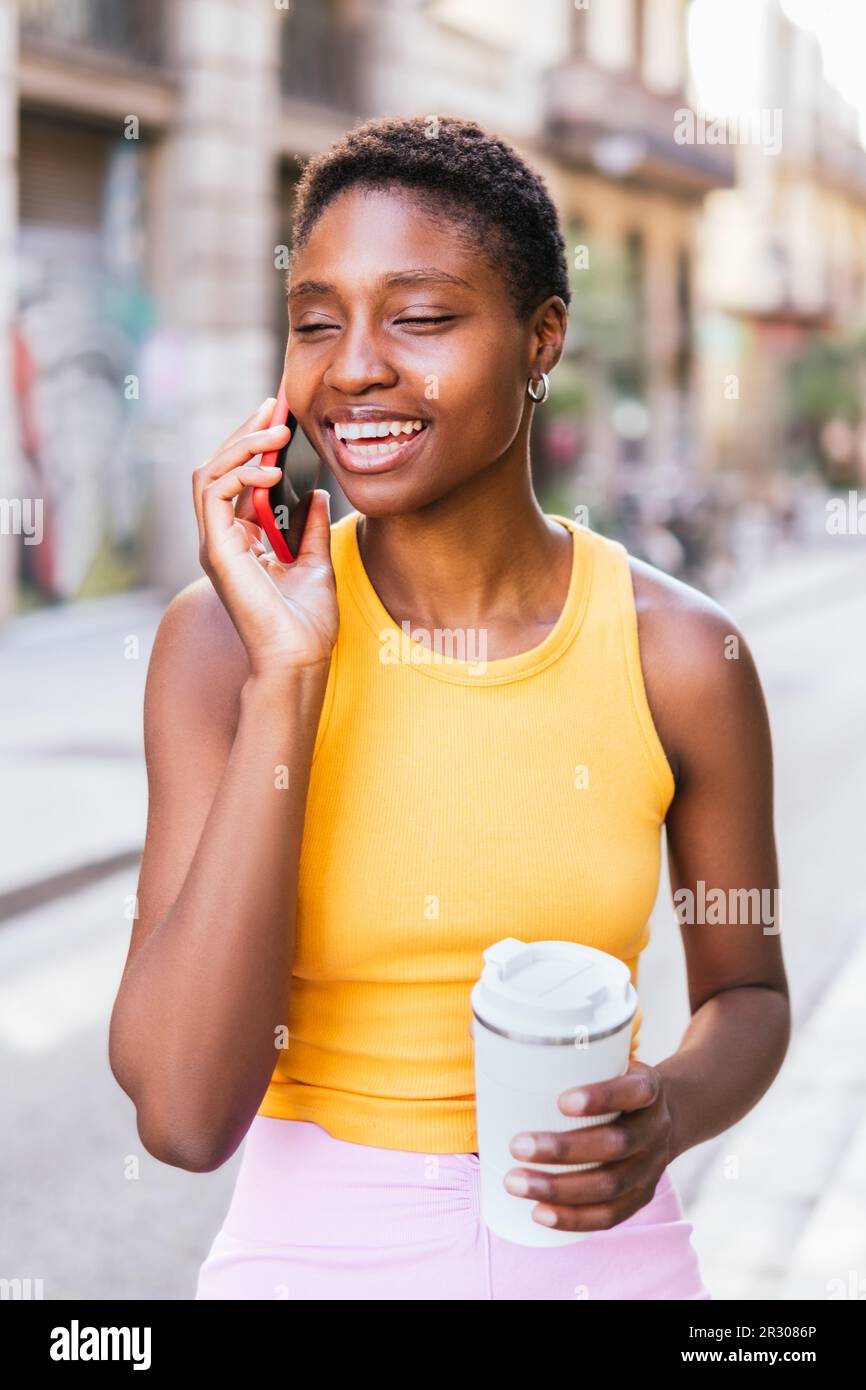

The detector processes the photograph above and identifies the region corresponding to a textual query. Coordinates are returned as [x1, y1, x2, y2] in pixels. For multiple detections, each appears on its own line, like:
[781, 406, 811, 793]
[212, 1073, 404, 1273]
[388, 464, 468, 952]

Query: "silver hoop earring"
[527, 372, 550, 404]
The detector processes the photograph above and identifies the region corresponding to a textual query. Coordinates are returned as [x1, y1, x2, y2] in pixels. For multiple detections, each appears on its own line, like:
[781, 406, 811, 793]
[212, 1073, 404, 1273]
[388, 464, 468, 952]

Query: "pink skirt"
[194, 1116, 712, 1301]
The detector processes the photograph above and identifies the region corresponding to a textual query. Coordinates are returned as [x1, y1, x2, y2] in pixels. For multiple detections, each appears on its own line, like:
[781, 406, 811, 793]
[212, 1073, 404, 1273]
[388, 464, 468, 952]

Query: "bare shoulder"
[625, 554, 769, 786]
[628, 554, 745, 672]
[145, 575, 250, 745]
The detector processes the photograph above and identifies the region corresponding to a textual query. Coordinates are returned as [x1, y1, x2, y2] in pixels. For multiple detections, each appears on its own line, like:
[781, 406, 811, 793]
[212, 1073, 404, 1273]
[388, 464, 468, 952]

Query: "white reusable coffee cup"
[470, 936, 637, 1247]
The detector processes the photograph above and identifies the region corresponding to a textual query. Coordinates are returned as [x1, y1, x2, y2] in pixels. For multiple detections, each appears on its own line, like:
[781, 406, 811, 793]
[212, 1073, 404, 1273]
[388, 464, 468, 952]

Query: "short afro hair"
[289, 114, 571, 323]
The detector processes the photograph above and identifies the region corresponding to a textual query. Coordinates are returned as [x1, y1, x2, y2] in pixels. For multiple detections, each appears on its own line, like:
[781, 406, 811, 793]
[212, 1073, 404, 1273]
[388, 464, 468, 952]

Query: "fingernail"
[511, 1135, 536, 1159]
[533, 1208, 558, 1227]
[504, 1173, 530, 1196]
[562, 1090, 588, 1113]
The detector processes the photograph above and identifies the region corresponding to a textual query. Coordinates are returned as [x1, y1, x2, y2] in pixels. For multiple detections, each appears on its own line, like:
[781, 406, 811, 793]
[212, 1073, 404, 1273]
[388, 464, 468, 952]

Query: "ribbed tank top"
[256, 510, 676, 1152]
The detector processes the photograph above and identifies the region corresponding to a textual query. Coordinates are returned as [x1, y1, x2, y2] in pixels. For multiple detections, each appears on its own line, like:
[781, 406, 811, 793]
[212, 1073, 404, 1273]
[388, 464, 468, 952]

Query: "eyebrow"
[287, 268, 475, 302]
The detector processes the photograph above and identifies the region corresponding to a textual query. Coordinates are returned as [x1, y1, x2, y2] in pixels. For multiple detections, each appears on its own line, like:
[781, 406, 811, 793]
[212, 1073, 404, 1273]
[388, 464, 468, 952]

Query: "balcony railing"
[279, 3, 365, 115]
[20, 0, 169, 71]
[813, 123, 866, 196]
[544, 55, 735, 197]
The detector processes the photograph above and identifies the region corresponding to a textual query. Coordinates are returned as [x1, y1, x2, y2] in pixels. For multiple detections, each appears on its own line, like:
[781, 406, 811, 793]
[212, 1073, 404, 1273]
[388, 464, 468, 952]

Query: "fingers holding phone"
[193, 398, 338, 678]
[191, 396, 279, 548]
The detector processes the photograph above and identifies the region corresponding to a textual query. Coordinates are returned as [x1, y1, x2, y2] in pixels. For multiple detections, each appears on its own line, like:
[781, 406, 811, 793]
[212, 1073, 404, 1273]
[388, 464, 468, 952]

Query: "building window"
[641, 0, 686, 95]
[675, 247, 693, 389]
[586, 0, 638, 73]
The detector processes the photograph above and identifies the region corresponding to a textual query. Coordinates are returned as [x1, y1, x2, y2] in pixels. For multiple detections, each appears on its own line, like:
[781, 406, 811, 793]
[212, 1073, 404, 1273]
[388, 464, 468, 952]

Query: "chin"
[336, 469, 446, 519]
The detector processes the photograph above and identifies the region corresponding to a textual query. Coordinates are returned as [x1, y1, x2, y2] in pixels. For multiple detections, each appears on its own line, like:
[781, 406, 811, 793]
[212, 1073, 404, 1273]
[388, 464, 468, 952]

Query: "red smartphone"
[251, 383, 322, 562]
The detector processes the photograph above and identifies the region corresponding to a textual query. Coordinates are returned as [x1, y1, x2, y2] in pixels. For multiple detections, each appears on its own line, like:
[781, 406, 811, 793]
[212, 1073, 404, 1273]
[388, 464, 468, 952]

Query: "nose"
[322, 319, 398, 396]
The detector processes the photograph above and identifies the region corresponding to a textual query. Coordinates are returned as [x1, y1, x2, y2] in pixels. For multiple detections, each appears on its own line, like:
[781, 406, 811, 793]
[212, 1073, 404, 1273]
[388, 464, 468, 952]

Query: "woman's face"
[284, 185, 561, 515]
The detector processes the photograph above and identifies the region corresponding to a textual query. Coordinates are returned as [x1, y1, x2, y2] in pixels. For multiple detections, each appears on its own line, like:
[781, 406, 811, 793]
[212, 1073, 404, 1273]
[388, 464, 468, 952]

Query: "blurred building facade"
[536, 0, 735, 576]
[696, 0, 866, 558]
[2, 0, 865, 619]
[11, 0, 280, 609]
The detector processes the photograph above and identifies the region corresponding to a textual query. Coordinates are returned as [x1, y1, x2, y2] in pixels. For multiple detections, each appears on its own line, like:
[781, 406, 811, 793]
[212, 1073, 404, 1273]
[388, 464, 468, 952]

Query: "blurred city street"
[3, 0, 866, 1311]
[0, 534, 863, 1301]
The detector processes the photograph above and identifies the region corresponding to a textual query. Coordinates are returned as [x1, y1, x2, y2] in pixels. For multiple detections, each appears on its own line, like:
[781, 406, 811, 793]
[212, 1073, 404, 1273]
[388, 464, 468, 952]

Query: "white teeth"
[334, 419, 424, 441]
[347, 439, 401, 456]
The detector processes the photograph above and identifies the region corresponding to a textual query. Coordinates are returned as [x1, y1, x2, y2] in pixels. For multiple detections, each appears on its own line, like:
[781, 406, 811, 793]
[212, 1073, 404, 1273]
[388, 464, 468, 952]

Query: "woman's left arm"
[646, 589, 789, 1165]
[504, 569, 790, 1232]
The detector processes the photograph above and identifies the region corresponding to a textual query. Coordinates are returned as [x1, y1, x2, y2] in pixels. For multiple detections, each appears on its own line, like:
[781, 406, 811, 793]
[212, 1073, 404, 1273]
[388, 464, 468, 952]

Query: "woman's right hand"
[193, 397, 339, 679]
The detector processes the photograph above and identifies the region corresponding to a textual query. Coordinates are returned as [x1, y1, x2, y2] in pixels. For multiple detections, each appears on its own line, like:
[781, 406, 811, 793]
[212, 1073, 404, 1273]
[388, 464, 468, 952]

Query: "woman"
[109, 116, 789, 1300]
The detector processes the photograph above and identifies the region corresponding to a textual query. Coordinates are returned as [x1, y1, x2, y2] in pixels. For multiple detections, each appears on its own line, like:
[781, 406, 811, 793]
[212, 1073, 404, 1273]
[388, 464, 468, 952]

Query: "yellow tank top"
[256, 510, 676, 1152]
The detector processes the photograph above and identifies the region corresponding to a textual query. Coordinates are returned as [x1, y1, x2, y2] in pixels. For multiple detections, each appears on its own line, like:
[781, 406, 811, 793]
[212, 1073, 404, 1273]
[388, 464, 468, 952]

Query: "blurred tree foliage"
[784, 331, 866, 482]
[560, 221, 646, 400]
[534, 221, 647, 519]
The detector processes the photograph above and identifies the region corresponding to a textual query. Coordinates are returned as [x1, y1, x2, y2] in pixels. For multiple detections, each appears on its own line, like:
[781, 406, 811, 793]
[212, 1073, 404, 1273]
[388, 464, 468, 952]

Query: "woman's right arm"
[108, 399, 338, 1172]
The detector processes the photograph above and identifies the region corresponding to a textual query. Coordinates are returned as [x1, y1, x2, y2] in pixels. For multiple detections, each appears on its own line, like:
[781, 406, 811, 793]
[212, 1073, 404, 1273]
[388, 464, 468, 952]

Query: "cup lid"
[470, 937, 637, 1043]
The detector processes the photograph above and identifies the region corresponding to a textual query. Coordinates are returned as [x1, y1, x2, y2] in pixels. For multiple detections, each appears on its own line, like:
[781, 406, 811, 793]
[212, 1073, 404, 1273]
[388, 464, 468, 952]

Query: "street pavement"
[0, 536, 863, 1300]
[0, 590, 158, 907]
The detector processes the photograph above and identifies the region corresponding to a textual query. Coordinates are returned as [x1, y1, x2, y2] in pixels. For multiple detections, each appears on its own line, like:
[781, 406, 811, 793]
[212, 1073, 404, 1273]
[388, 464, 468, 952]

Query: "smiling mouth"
[327, 419, 429, 473]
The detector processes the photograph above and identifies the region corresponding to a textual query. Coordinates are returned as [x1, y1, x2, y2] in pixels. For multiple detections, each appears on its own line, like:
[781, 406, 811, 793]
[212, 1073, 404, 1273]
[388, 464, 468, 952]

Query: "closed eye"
[294, 315, 457, 334]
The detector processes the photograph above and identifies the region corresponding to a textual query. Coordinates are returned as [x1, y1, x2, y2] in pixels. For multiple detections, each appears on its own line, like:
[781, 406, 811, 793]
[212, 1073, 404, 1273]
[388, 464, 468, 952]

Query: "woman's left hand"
[503, 1060, 676, 1233]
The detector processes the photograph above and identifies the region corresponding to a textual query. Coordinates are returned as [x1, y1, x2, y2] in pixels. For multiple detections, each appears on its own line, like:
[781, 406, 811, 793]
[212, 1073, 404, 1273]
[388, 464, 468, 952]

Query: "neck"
[355, 455, 573, 632]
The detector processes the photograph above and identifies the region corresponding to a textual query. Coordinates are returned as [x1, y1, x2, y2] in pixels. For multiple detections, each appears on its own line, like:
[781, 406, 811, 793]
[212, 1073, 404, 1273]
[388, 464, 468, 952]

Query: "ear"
[530, 295, 568, 377]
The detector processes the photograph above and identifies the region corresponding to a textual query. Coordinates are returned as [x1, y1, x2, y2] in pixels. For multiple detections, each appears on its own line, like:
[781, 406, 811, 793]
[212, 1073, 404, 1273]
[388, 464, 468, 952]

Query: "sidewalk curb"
[716, 544, 864, 628]
[0, 849, 143, 924]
